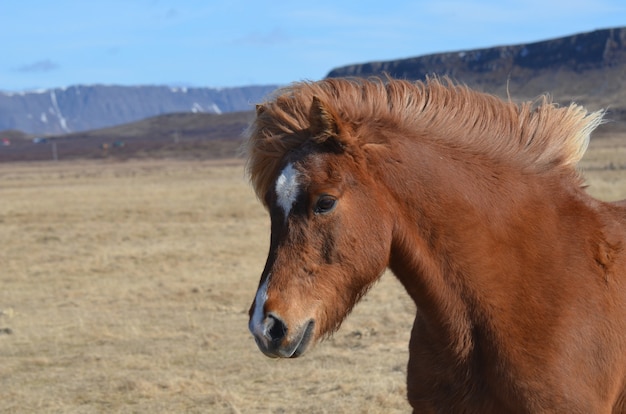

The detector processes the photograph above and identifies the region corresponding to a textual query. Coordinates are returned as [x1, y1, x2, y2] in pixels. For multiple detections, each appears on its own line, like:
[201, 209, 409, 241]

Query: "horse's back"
[613, 199, 626, 209]
[604, 198, 626, 235]
[608, 198, 626, 242]
[607, 198, 626, 414]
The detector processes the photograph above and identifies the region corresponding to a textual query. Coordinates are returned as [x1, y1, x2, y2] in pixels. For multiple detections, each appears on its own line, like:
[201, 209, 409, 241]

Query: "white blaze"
[250, 164, 300, 341]
[275, 163, 300, 219]
[249, 277, 269, 338]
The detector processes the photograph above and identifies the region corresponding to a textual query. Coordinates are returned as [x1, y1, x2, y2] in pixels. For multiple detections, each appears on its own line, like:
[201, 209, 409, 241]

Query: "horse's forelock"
[244, 91, 310, 204]
[244, 80, 363, 203]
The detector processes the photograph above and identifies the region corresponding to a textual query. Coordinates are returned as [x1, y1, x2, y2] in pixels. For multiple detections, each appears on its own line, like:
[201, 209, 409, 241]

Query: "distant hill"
[327, 27, 626, 124]
[0, 84, 278, 135]
[0, 111, 254, 162]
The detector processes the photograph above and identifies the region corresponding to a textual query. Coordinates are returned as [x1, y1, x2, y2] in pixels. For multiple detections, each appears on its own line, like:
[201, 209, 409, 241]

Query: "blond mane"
[245, 77, 604, 202]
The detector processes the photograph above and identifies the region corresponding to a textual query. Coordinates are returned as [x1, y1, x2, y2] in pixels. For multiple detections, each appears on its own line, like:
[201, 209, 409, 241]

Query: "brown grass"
[0, 134, 624, 413]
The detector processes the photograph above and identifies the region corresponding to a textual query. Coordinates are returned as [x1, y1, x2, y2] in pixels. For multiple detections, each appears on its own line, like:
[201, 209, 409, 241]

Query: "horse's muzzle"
[250, 314, 315, 358]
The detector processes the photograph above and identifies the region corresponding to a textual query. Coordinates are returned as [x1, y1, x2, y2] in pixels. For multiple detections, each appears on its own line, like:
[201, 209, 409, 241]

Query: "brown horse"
[245, 77, 626, 413]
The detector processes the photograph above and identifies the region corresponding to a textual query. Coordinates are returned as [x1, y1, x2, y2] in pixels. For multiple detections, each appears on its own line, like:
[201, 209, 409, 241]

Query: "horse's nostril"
[267, 314, 287, 342]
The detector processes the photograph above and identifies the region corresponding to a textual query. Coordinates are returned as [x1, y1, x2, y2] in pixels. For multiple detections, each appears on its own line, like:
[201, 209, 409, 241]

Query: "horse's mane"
[245, 77, 604, 202]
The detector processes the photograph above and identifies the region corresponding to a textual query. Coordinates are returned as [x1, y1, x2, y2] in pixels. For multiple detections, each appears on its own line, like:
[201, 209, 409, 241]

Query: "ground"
[0, 132, 624, 413]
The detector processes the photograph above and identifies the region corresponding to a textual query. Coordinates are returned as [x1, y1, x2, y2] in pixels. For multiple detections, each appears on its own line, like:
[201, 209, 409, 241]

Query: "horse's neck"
[389, 229, 475, 359]
[382, 137, 583, 360]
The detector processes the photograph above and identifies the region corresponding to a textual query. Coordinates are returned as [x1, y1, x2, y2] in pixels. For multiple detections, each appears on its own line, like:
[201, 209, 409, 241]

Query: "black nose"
[267, 313, 287, 344]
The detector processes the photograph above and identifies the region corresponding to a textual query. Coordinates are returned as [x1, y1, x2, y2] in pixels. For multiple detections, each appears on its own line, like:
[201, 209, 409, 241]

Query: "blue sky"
[2, 0, 625, 92]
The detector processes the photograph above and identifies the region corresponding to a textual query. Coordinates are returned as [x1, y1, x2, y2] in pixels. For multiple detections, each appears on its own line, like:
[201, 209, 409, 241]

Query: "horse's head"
[247, 95, 393, 358]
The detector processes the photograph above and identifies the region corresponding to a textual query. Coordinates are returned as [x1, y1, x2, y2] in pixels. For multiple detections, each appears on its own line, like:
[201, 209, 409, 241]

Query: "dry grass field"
[0, 133, 624, 413]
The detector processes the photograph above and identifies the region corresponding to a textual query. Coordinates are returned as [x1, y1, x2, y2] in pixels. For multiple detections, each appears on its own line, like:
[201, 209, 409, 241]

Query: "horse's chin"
[289, 319, 315, 358]
[256, 319, 315, 359]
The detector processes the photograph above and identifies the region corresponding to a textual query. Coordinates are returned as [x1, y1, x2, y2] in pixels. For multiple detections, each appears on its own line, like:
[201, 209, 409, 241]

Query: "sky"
[1, 0, 625, 92]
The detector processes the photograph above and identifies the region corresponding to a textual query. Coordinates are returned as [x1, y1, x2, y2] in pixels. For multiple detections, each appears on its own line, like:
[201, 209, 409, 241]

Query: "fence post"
[52, 142, 58, 161]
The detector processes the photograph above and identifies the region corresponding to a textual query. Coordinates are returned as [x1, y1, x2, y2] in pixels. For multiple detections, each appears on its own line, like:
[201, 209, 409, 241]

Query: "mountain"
[0, 84, 278, 135]
[327, 27, 626, 123]
[3, 27, 626, 162]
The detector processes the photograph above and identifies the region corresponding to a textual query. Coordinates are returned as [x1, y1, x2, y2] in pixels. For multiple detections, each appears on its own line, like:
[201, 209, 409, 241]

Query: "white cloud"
[16, 59, 59, 73]
[233, 28, 291, 46]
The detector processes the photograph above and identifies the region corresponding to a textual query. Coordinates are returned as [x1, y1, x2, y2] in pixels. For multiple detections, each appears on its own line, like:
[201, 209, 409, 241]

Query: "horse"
[244, 77, 626, 413]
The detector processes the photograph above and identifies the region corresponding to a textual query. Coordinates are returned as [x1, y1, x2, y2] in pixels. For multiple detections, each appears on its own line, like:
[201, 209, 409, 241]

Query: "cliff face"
[0, 84, 278, 135]
[326, 27, 626, 114]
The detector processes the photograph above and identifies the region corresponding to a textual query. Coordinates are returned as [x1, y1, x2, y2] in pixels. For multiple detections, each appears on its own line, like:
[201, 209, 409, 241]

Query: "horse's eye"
[314, 195, 337, 214]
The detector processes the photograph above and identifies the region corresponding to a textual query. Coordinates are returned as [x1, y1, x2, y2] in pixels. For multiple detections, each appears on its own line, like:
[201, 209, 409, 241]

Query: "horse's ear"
[255, 104, 266, 116]
[309, 96, 352, 152]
